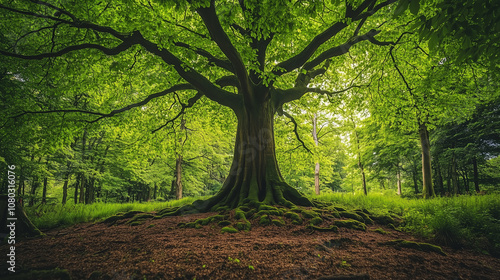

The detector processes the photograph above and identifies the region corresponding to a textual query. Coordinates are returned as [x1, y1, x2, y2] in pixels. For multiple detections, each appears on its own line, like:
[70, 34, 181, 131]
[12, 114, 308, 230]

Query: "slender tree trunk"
[29, 178, 39, 206]
[451, 151, 459, 195]
[396, 165, 402, 196]
[353, 126, 367, 196]
[41, 177, 48, 204]
[472, 156, 480, 193]
[312, 113, 320, 195]
[79, 175, 86, 204]
[74, 174, 79, 204]
[435, 159, 444, 196]
[172, 154, 183, 200]
[153, 183, 158, 200]
[418, 123, 435, 198]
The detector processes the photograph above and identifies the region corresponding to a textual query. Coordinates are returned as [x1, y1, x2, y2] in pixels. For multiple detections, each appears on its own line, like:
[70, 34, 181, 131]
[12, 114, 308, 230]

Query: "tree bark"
[175, 98, 312, 214]
[419, 123, 435, 198]
[173, 154, 183, 200]
[472, 156, 480, 193]
[41, 177, 48, 204]
[312, 113, 320, 195]
[451, 151, 459, 195]
[396, 165, 402, 196]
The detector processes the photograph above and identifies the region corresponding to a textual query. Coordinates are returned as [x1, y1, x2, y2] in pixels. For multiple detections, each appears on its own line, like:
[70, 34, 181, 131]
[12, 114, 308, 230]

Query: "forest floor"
[2, 211, 500, 280]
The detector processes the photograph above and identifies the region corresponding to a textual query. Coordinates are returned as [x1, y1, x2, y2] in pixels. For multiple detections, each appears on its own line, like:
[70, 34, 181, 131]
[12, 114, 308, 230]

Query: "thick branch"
[11, 84, 195, 122]
[272, 22, 348, 76]
[0, 41, 136, 59]
[196, 2, 251, 97]
[174, 41, 234, 73]
[303, 29, 381, 71]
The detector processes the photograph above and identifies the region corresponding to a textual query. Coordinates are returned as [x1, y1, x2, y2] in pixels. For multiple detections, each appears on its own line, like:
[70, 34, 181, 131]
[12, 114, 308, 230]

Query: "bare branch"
[279, 109, 312, 154]
[152, 91, 204, 133]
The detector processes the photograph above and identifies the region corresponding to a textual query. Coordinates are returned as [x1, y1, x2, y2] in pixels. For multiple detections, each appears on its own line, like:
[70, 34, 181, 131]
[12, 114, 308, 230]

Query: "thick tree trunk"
[472, 156, 480, 193]
[180, 100, 311, 213]
[419, 123, 435, 198]
[312, 113, 320, 195]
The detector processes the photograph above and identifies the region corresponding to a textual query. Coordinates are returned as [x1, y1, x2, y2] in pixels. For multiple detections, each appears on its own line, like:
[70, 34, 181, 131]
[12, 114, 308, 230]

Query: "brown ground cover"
[1, 212, 499, 280]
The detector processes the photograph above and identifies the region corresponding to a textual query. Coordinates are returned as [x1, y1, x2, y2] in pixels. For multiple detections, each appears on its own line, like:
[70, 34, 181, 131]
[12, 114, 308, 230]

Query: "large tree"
[0, 0, 397, 211]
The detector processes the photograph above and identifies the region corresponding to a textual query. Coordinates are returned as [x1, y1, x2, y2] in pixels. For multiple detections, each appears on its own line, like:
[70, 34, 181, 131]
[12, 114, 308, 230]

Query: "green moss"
[334, 219, 367, 231]
[218, 220, 232, 227]
[102, 215, 124, 224]
[195, 217, 212, 226]
[210, 215, 226, 222]
[310, 217, 323, 225]
[235, 220, 251, 231]
[284, 211, 303, 225]
[338, 211, 365, 223]
[127, 213, 154, 223]
[221, 226, 239, 233]
[290, 207, 303, 213]
[234, 209, 246, 220]
[238, 206, 251, 212]
[272, 218, 286, 226]
[259, 215, 271, 225]
[184, 222, 197, 228]
[177, 222, 186, 228]
[370, 214, 395, 225]
[129, 221, 143, 226]
[371, 228, 389, 234]
[258, 205, 278, 211]
[306, 225, 338, 232]
[354, 210, 374, 224]
[302, 210, 320, 218]
[380, 239, 447, 256]
[147, 224, 155, 228]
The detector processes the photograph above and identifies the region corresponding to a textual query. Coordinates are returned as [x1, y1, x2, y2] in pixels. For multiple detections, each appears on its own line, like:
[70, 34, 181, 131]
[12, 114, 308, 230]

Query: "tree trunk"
[312, 113, 320, 195]
[74, 174, 80, 204]
[472, 156, 480, 193]
[419, 123, 435, 198]
[41, 177, 48, 204]
[435, 158, 444, 196]
[396, 165, 402, 196]
[451, 151, 459, 195]
[79, 175, 86, 204]
[178, 100, 311, 213]
[153, 183, 158, 200]
[175, 154, 183, 200]
[62, 173, 69, 205]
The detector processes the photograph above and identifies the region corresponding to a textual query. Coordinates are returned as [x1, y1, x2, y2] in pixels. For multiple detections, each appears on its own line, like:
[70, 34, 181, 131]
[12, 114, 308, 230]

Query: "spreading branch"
[174, 42, 234, 73]
[152, 91, 204, 133]
[11, 83, 195, 122]
[279, 110, 312, 154]
[196, 2, 251, 98]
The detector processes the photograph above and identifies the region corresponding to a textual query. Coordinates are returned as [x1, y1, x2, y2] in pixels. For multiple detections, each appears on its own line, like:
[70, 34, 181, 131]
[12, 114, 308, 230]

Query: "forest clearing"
[1, 0, 499, 279]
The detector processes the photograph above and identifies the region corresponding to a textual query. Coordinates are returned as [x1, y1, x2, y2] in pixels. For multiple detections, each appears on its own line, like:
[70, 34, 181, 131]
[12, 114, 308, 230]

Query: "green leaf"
[409, 0, 420, 15]
[394, 0, 409, 17]
[428, 32, 439, 52]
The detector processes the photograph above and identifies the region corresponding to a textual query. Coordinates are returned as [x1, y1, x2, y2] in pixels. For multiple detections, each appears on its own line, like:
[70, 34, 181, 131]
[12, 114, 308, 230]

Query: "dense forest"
[1, 0, 499, 279]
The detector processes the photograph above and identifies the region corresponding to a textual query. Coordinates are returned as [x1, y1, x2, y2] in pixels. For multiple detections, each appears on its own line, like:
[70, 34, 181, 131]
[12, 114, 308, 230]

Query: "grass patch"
[25, 196, 208, 229]
[315, 192, 500, 257]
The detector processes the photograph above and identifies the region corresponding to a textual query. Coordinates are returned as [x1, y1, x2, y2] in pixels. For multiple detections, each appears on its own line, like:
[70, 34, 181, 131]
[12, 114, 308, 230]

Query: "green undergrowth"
[25, 196, 208, 229]
[315, 192, 500, 257]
